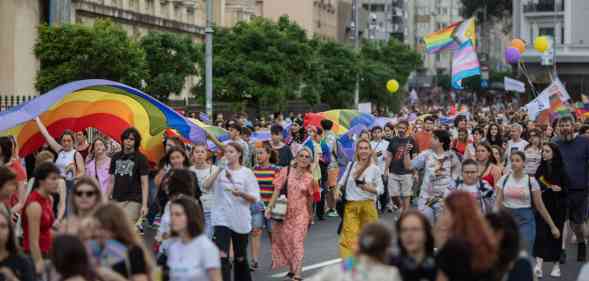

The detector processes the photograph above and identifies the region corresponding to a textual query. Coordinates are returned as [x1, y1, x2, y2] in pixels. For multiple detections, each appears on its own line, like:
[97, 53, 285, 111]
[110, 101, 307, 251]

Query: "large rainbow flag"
[423, 22, 460, 54]
[303, 110, 375, 135]
[0, 80, 206, 163]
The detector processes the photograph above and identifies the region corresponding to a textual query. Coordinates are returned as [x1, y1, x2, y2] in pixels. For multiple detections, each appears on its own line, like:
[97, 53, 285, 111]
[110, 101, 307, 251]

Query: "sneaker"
[534, 263, 543, 278]
[559, 250, 567, 264]
[579, 242, 587, 262]
[326, 209, 338, 217]
[550, 264, 561, 277]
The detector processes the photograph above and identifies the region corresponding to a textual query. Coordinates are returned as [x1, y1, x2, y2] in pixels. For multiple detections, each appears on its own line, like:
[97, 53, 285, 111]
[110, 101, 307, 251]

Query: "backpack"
[501, 174, 534, 209]
[454, 178, 496, 214]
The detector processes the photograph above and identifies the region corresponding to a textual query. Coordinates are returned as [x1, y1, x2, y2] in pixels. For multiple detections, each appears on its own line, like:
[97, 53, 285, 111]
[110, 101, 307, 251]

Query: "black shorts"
[567, 190, 588, 225]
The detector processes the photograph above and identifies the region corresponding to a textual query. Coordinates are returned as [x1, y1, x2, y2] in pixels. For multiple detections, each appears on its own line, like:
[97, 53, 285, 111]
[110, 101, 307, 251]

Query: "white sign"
[524, 78, 570, 120]
[358, 102, 372, 114]
[504, 77, 526, 93]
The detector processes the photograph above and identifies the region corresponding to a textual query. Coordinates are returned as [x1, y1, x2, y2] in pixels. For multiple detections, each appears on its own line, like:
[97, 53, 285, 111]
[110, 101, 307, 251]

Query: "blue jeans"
[507, 207, 536, 255]
[204, 211, 214, 239]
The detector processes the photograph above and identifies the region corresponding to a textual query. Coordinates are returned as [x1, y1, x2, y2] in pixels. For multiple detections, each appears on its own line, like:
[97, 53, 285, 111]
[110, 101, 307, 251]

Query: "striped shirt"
[254, 165, 278, 205]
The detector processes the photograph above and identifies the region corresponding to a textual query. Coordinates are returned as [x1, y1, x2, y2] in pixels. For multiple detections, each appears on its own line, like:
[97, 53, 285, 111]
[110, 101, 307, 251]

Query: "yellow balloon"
[386, 79, 399, 93]
[534, 36, 550, 53]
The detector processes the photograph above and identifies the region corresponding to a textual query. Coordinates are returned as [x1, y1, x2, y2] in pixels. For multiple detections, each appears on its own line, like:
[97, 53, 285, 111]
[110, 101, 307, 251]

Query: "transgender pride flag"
[451, 40, 480, 90]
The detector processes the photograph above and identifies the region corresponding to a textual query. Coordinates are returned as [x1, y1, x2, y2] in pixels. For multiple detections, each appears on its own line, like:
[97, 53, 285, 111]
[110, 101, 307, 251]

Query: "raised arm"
[35, 117, 62, 152]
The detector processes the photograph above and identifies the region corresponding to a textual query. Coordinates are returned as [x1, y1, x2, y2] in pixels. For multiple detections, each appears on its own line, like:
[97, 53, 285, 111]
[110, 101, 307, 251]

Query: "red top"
[481, 173, 495, 188]
[22, 191, 54, 255]
[7, 160, 27, 208]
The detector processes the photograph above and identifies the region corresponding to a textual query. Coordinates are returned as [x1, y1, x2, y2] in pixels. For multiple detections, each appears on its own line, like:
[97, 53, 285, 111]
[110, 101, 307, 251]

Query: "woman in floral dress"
[265, 147, 315, 281]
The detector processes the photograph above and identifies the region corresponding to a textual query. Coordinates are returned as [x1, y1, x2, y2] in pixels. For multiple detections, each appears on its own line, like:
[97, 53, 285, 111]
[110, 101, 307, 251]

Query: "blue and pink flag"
[451, 40, 480, 90]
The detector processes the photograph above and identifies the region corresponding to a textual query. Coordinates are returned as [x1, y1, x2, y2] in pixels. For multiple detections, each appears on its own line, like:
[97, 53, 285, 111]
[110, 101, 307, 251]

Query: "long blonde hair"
[354, 139, 374, 179]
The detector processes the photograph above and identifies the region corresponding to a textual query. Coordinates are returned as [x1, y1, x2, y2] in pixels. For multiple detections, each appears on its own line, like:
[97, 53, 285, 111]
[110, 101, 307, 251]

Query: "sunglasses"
[74, 191, 96, 198]
[298, 154, 311, 159]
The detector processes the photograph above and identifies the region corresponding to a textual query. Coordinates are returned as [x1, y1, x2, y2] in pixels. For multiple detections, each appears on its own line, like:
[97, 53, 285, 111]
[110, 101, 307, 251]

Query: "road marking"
[271, 258, 342, 278]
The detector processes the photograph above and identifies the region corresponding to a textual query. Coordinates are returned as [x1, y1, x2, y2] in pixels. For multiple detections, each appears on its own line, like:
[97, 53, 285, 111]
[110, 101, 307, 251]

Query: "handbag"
[271, 167, 290, 222]
[336, 161, 354, 234]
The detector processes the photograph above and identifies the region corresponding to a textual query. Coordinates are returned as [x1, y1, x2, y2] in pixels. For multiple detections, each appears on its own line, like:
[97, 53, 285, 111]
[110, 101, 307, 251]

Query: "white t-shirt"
[191, 165, 218, 212]
[499, 174, 540, 209]
[370, 139, 390, 174]
[338, 163, 384, 202]
[55, 149, 76, 180]
[524, 147, 542, 176]
[504, 139, 529, 172]
[411, 150, 461, 198]
[167, 235, 220, 281]
[211, 166, 260, 234]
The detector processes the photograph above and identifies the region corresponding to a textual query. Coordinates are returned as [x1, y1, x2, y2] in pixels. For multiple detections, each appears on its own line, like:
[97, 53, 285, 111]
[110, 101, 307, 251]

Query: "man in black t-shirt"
[385, 120, 417, 213]
[107, 127, 149, 226]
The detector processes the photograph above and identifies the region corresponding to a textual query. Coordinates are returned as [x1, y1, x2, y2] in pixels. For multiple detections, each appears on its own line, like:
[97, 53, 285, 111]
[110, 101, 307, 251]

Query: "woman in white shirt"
[336, 139, 384, 258]
[204, 142, 260, 281]
[190, 143, 217, 239]
[167, 196, 221, 281]
[495, 151, 560, 256]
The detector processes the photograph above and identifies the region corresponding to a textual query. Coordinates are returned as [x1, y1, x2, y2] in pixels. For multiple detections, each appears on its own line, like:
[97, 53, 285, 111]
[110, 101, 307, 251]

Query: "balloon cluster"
[504, 36, 551, 64]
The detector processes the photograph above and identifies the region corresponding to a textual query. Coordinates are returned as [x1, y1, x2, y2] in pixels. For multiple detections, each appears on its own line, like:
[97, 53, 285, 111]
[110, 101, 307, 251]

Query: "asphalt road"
[145, 214, 586, 281]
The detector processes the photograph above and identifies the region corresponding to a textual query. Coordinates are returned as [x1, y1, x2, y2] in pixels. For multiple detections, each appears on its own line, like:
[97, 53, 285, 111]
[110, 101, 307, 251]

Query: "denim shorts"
[250, 201, 272, 231]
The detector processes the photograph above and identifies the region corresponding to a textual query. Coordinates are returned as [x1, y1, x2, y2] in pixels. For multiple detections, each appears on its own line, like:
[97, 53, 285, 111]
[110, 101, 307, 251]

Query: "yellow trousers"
[339, 200, 379, 258]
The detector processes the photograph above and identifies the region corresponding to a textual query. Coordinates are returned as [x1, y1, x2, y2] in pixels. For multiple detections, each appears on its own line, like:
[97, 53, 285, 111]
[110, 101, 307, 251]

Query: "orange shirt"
[415, 131, 433, 152]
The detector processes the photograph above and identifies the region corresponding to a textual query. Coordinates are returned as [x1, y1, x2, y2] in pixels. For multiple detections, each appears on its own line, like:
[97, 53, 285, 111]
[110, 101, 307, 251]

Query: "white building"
[361, 0, 406, 42]
[513, 0, 589, 95]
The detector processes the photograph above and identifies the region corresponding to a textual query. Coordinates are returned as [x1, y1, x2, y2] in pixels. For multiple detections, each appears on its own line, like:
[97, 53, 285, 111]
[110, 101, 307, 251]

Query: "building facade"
[0, 0, 255, 102]
[513, 0, 589, 95]
[256, 0, 339, 40]
[361, 0, 406, 42]
[406, 0, 462, 77]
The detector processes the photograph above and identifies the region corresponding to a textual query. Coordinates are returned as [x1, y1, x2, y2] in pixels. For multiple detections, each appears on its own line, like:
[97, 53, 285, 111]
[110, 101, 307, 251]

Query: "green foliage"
[34, 20, 147, 93]
[140, 32, 200, 102]
[459, 0, 512, 23]
[359, 39, 422, 113]
[306, 39, 359, 108]
[196, 16, 313, 111]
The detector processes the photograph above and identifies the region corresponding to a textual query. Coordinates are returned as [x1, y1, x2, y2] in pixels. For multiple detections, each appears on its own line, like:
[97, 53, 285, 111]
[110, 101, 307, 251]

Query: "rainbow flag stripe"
[0, 80, 207, 163]
[424, 22, 460, 54]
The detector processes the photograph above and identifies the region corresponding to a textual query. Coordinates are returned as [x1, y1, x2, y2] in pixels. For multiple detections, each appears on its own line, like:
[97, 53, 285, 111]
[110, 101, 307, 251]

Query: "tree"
[35, 20, 147, 93]
[459, 0, 512, 23]
[195, 16, 314, 111]
[306, 39, 359, 108]
[141, 32, 199, 102]
[359, 39, 422, 113]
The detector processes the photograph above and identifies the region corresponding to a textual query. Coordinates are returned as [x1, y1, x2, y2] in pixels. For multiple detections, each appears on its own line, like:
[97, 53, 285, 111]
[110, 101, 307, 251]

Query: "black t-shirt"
[0, 254, 35, 281]
[387, 137, 417, 175]
[112, 246, 148, 278]
[109, 151, 149, 203]
[390, 255, 437, 281]
[274, 145, 293, 167]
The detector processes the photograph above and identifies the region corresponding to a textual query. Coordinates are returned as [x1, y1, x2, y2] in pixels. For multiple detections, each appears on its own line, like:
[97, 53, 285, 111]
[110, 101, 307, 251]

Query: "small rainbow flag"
[423, 22, 460, 54]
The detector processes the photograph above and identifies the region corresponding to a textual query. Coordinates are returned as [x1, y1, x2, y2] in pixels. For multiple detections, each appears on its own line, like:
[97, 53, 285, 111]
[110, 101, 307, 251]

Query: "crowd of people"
[4, 101, 589, 281]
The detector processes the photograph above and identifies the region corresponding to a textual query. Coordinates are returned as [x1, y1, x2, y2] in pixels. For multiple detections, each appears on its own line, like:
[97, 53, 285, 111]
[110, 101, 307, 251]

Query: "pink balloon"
[505, 47, 521, 64]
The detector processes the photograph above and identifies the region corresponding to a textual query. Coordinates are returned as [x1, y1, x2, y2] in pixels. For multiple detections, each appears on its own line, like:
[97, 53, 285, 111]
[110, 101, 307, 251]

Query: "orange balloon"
[511, 39, 526, 54]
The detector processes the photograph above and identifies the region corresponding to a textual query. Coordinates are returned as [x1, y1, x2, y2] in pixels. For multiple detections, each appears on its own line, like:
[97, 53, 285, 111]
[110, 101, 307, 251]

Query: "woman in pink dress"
[265, 147, 315, 281]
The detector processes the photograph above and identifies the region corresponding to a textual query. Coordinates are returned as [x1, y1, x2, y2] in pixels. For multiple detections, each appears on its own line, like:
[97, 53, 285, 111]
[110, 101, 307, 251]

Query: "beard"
[563, 133, 575, 142]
